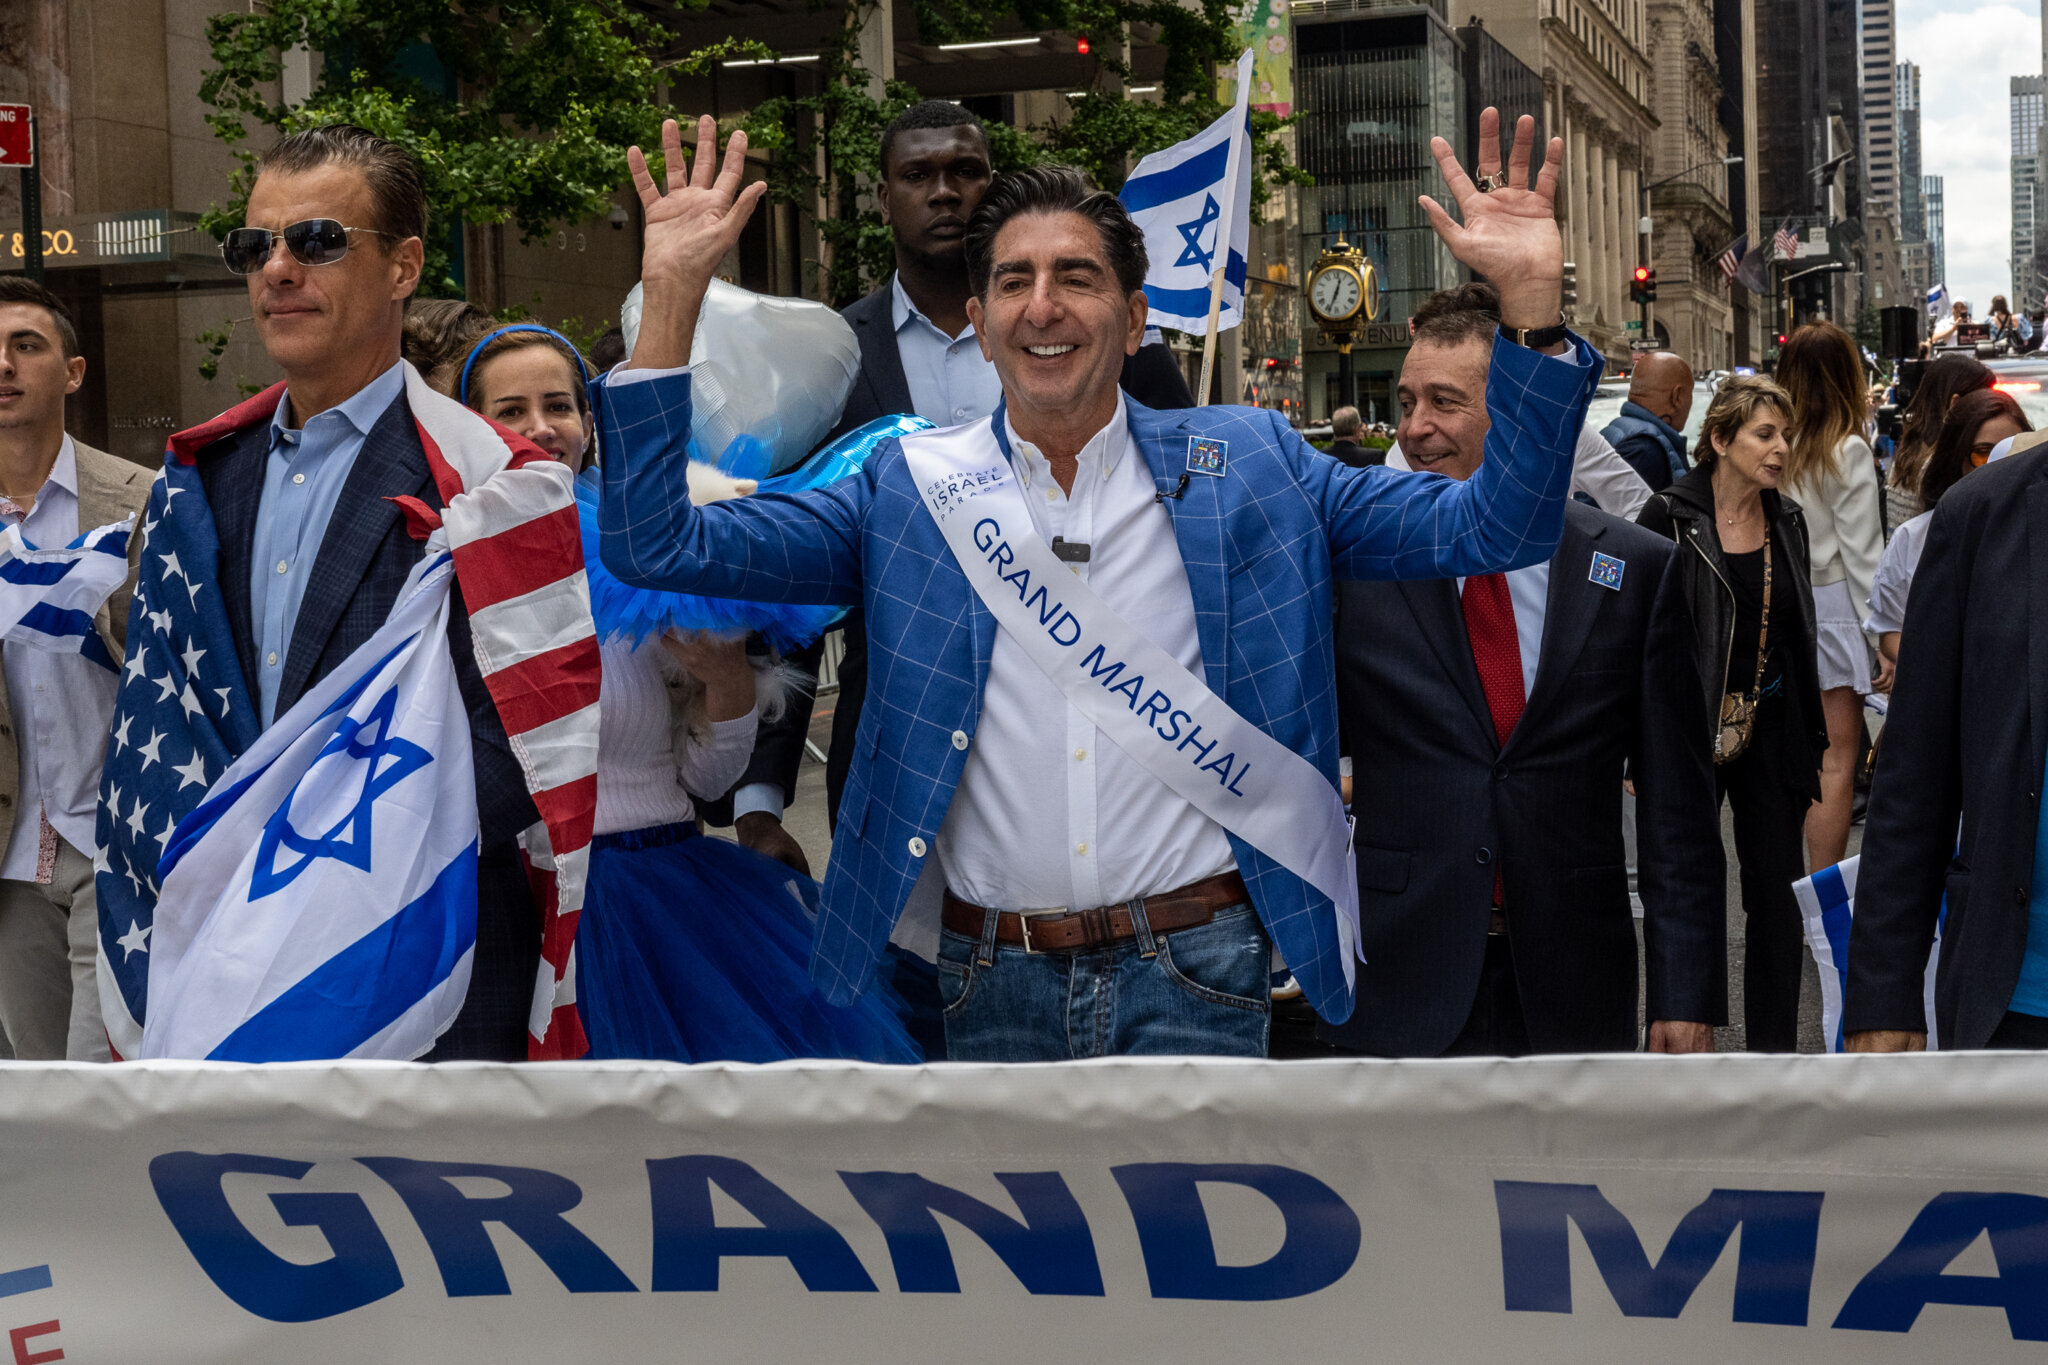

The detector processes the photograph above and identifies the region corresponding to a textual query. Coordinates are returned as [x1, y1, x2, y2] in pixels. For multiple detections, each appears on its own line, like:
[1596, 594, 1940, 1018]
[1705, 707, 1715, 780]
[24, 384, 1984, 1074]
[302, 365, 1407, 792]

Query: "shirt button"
[275, 560, 289, 574]
[951, 729, 968, 750]
[1076, 842, 1090, 856]
[1074, 748, 1087, 761]
[266, 651, 278, 667]
[292, 472, 306, 485]
[1045, 489, 1056, 501]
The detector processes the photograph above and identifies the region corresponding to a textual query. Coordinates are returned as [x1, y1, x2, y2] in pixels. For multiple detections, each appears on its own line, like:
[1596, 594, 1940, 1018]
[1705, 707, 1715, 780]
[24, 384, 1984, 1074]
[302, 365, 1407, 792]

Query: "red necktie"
[1463, 573, 1524, 911]
[1461, 573, 1526, 747]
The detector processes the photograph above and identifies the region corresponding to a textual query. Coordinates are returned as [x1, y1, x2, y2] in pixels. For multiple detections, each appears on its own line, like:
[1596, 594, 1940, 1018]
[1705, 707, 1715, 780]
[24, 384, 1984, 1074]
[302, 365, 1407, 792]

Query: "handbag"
[1714, 534, 1771, 765]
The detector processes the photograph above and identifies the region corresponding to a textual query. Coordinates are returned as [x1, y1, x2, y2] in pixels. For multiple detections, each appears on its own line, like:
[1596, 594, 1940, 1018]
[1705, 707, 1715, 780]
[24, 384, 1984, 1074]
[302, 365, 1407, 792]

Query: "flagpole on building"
[1195, 50, 1253, 408]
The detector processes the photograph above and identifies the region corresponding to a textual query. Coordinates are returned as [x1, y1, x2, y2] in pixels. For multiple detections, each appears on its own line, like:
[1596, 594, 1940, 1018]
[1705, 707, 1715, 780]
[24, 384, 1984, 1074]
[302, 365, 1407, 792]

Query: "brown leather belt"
[941, 871, 1249, 954]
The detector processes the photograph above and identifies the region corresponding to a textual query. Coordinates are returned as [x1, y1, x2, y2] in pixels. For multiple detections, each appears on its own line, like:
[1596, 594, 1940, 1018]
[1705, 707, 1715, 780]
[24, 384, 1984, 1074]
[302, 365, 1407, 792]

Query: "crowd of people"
[0, 94, 2034, 1067]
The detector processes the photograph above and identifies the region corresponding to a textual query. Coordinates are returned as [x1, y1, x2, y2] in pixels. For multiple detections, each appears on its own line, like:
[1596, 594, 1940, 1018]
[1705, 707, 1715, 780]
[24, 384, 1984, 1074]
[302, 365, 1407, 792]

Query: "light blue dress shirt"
[251, 361, 406, 727]
[890, 274, 1003, 429]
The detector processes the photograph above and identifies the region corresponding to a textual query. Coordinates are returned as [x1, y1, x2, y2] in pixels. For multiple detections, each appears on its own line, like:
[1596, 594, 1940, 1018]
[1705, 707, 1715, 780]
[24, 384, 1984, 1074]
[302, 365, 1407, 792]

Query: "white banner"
[2, 1055, 2047, 1361]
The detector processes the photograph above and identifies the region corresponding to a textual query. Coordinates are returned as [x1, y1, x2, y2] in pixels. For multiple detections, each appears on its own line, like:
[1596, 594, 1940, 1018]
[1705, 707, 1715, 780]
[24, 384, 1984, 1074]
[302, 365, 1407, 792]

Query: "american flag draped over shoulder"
[96, 364, 600, 1061]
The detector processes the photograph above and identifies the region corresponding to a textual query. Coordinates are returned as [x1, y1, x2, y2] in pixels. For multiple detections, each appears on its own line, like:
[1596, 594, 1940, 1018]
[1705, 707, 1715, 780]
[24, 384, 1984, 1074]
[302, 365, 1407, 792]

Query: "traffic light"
[1561, 260, 1577, 314]
[1629, 266, 1658, 305]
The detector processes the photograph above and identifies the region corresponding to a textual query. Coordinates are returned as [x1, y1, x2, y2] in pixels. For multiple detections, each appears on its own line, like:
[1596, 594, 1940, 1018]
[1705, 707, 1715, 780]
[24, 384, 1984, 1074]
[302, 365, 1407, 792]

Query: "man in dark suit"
[1327, 406, 1381, 468]
[186, 126, 538, 1061]
[1846, 429, 2048, 1051]
[723, 101, 1195, 856]
[1320, 287, 1723, 1056]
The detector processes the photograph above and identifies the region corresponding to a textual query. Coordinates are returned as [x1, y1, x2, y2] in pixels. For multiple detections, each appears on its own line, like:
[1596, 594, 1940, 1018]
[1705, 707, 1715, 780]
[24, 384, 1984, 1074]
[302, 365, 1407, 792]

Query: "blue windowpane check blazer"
[596, 337, 1600, 1022]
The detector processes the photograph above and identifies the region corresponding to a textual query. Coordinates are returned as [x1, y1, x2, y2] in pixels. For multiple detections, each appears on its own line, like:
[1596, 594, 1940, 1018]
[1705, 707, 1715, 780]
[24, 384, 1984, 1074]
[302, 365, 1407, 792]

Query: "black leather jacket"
[1636, 466, 1828, 796]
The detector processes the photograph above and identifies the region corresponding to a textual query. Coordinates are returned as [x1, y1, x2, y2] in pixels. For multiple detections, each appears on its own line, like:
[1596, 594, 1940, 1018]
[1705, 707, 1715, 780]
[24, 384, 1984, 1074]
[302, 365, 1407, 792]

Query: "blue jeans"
[937, 900, 1271, 1061]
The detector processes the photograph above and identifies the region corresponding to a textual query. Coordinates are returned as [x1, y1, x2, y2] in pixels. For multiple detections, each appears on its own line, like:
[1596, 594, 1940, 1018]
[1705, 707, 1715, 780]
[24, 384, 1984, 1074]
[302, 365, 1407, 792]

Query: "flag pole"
[1194, 49, 1254, 408]
[1196, 264, 1226, 407]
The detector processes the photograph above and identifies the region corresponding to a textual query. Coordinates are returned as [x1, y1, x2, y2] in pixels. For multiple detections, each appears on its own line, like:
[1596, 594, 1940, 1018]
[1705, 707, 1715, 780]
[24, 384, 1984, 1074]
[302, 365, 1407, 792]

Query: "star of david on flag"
[1118, 49, 1255, 334]
[96, 363, 601, 1062]
[141, 549, 480, 1062]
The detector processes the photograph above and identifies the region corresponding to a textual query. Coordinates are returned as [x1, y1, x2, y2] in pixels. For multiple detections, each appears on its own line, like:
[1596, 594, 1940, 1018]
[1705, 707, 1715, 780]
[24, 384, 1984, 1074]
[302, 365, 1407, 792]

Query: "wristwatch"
[1499, 316, 1569, 350]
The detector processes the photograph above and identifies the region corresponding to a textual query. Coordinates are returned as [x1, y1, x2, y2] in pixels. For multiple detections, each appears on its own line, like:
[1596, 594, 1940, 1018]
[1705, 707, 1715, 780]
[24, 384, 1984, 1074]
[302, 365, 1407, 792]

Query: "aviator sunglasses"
[219, 218, 402, 275]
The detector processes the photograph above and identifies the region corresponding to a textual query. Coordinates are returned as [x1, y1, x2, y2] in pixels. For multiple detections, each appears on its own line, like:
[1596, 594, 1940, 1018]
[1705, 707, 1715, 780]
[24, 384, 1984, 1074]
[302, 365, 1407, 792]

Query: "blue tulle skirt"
[575, 823, 922, 1064]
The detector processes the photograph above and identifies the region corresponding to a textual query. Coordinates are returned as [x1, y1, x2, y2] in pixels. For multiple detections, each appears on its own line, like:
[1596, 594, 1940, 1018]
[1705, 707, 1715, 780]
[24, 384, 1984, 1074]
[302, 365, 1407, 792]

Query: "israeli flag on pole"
[1794, 854, 1943, 1051]
[0, 519, 132, 670]
[1927, 281, 1947, 317]
[139, 545, 478, 1061]
[1120, 49, 1255, 333]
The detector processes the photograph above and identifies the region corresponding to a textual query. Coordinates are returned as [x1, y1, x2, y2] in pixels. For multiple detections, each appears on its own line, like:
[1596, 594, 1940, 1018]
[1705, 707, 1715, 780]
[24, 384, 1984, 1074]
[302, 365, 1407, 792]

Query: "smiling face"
[470, 343, 592, 472]
[243, 162, 422, 396]
[964, 210, 1146, 440]
[878, 126, 994, 270]
[1395, 338, 1492, 481]
[1712, 403, 1790, 491]
[0, 302, 85, 439]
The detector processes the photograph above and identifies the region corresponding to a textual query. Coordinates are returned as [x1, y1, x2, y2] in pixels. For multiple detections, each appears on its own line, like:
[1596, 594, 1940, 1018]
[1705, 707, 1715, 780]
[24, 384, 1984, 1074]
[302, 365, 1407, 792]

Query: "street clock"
[1306, 241, 1378, 333]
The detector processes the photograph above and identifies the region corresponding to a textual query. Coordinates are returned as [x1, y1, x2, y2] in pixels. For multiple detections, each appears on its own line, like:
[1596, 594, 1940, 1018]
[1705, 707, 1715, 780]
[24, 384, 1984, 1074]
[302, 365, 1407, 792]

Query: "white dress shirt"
[891, 274, 1004, 429]
[1863, 510, 1931, 638]
[0, 437, 122, 878]
[935, 396, 1237, 912]
[1387, 423, 1651, 521]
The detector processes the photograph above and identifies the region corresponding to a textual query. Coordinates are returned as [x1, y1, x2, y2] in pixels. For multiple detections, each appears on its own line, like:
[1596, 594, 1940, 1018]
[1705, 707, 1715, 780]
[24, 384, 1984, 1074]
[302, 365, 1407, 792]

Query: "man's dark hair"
[258, 124, 428, 244]
[1410, 280, 1499, 351]
[880, 101, 989, 178]
[0, 276, 80, 359]
[963, 164, 1147, 299]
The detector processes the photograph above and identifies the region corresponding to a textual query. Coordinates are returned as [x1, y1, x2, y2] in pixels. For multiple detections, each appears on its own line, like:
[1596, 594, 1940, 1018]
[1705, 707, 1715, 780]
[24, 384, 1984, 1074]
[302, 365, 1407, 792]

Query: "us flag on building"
[1772, 219, 1801, 259]
[95, 366, 600, 1061]
[1716, 233, 1749, 281]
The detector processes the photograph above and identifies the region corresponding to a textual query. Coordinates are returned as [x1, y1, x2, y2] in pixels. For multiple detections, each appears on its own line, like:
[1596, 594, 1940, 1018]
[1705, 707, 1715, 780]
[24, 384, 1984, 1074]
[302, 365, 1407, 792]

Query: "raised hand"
[626, 115, 769, 369]
[1418, 108, 1566, 330]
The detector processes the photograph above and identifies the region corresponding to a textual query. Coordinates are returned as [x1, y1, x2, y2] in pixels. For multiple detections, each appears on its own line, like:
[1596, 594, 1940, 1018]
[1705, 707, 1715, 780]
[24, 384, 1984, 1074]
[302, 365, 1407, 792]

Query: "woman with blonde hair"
[1773, 322, 1883, 872]
[1638, 376, 1826, 1050]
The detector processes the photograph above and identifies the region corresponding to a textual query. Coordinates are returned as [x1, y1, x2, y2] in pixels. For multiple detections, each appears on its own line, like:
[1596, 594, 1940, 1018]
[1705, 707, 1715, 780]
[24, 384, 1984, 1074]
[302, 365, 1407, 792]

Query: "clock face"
[1312, 265, 1362, 322]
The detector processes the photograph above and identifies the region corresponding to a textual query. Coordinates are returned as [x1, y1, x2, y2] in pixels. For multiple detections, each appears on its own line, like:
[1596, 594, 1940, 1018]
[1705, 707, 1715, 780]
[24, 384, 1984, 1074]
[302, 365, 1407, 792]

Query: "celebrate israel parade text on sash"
[95, 364, 600, 1062]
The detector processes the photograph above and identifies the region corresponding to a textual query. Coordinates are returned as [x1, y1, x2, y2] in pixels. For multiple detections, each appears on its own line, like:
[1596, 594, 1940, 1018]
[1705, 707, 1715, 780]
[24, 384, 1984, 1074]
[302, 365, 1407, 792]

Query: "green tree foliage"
[743, 0, 1308, 305]
[195, 0, 721, 296]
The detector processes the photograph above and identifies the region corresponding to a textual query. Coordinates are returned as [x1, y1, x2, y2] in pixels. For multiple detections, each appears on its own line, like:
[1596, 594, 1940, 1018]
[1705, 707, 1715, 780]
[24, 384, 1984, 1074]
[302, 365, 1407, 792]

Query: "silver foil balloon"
[620, 279, 860, 475]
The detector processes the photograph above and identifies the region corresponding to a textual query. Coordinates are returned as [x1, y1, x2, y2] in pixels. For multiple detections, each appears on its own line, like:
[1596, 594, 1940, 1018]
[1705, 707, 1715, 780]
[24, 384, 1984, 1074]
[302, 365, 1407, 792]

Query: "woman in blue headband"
[461, 326, 917, 1064]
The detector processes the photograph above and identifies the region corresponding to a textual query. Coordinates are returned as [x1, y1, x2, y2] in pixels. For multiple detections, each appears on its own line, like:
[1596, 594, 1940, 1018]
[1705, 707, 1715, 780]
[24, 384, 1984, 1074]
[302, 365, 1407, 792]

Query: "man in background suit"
[0, 277, 150, 1060]
[722, 101, 1196, 864]
[1847, 428, 2048, 1051]
[1327, 406, 1380, 468]
[1320, 285, 1723, 1057]
[174, 127, 539, 1061]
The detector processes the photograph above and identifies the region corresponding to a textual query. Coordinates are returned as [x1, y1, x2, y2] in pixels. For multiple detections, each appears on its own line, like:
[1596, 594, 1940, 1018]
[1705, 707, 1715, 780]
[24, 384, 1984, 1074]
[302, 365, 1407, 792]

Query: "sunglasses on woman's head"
[219, 219, 400, 275]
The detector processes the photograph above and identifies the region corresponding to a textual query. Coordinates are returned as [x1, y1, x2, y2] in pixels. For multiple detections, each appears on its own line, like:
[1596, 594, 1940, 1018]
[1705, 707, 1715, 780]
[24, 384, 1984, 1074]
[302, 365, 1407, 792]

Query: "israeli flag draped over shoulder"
[96, 365, 601, 1062]
[1118, 50, 1255, 333]
[0, 518, 133, 668]
[142, 545, 476, 1060]
[1794, 855, 1944, 1051]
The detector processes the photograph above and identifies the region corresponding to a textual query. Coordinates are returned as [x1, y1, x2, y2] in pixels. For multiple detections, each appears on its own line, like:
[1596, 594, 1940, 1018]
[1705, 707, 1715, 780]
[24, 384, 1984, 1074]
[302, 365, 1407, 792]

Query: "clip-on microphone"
[1156, 473, 1190, 504]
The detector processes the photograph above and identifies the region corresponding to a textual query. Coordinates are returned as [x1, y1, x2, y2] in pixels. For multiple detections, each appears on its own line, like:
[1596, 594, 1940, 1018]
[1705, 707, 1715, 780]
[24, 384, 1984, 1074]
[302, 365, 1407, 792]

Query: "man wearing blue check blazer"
[599, 111, 1600, 1059]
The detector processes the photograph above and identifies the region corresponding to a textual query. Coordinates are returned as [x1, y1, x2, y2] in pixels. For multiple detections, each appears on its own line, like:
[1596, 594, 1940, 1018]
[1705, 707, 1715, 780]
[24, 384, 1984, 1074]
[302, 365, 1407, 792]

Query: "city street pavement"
[741, 691, 1838, 1054]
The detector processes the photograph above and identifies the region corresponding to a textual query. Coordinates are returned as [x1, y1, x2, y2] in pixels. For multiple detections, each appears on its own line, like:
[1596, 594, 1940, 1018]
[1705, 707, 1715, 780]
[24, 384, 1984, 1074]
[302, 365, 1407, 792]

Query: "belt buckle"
[1019, 910, 1055, 955]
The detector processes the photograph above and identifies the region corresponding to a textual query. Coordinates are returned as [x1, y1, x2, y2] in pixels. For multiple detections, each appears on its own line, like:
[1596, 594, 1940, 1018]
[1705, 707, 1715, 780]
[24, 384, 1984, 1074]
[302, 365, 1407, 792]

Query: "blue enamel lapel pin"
[1186, 437, 1228, 477]
[1589, 551, 1626, 591]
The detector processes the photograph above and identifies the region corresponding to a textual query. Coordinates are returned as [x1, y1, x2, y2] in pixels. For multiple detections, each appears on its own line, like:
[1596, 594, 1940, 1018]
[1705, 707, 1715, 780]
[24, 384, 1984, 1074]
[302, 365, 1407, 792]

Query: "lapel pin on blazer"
[1186, 437, 1228, 477]
[1589, 551, 1626, 591]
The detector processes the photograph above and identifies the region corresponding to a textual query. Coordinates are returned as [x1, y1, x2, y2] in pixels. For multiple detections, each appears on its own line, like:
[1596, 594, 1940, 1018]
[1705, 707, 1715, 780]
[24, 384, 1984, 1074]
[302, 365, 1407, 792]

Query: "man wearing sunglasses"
[106, 126, 542, 1060]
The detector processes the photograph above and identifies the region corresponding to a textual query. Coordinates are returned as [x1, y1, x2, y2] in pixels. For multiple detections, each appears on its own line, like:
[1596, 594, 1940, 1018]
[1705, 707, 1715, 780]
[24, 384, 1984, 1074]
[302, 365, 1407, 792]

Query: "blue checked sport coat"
[596, 337, 1600, 1022]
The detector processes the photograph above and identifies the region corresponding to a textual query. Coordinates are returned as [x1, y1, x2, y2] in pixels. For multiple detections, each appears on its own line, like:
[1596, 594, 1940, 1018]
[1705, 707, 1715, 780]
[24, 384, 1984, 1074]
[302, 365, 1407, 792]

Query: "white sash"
[904, 421, 1358, 984]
